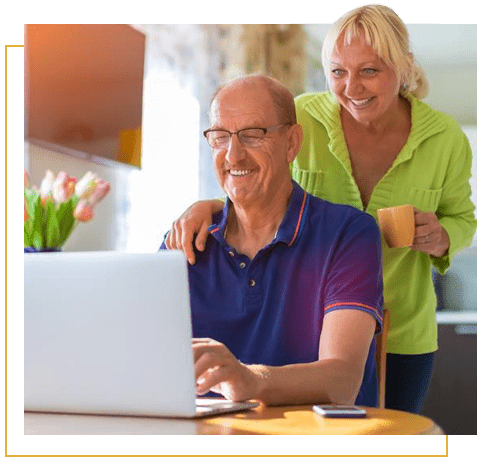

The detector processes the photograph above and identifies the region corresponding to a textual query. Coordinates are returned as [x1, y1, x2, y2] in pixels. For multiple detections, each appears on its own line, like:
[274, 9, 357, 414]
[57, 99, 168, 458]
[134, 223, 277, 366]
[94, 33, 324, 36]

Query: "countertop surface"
[436, 311, 477, 324]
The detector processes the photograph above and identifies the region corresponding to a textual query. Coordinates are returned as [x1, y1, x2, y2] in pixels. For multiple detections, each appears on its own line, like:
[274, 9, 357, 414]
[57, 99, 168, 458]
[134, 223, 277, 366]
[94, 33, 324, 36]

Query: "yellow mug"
[377, 204, 415, 248]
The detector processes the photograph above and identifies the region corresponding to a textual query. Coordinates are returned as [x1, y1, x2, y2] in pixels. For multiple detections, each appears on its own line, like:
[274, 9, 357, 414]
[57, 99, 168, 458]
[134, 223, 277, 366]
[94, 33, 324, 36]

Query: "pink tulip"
[88, 180, 110, 206]
[75, 172, 98, 200]
[67, 177, 77, 198]
[52, 172, 77, 203]
[24, 169, 29, 188]
[52, 171, 68, 203]
[73, 200, 94, 222]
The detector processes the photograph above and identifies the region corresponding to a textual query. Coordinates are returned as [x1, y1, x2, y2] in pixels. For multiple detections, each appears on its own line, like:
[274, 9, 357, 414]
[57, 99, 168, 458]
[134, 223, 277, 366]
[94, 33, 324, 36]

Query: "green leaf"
[24, 197, 33, 246]
[31, 230, 43, 249]
[24, 226, 31, 247]
[30, 195, 45, 248]
[44, 201, 61, 248]
[57, 196, 78, 245]
[24, 189, 39, 223]
[23, 191, 82, 249]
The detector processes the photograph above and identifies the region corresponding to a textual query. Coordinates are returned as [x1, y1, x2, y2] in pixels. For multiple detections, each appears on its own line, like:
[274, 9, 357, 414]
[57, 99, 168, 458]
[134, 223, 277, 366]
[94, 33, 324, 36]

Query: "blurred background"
[24, 24, 477, 434]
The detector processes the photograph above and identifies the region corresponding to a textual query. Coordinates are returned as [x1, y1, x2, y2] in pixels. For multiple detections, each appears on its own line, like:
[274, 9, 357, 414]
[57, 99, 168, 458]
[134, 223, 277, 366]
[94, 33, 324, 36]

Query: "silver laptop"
[24, 250, 258, 418]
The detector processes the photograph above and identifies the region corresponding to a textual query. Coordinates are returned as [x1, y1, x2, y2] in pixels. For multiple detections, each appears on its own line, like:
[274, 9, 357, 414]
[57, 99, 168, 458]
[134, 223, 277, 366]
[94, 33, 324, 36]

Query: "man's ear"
[286, 123, 304, 163]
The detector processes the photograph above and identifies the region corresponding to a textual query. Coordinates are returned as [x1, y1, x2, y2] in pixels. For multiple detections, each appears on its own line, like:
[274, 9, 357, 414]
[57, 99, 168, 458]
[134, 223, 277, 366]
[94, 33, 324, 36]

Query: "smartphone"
[312, 404, 367, 418]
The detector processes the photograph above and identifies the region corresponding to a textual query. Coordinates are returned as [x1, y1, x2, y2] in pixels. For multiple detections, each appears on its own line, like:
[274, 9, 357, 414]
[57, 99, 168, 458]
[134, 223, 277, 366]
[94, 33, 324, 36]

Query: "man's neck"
[225, 182, 293, 260]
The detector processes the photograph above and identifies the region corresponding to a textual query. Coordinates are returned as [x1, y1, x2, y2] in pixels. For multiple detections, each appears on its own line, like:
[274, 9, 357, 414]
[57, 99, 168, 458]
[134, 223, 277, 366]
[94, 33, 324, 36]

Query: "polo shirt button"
[228, 251, 235, 257]
[249, 279, 256, 287]
[239, 262, 246, 269]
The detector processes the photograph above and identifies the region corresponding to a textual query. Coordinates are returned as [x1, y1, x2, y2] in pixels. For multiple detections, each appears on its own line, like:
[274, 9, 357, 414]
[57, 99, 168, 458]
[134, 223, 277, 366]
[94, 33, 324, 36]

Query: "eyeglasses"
[203, 123, 291, 150]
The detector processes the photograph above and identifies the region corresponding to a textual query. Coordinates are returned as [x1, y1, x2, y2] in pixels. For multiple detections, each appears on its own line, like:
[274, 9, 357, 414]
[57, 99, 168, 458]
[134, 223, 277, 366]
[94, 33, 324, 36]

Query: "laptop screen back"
[24, 251, 197, 417]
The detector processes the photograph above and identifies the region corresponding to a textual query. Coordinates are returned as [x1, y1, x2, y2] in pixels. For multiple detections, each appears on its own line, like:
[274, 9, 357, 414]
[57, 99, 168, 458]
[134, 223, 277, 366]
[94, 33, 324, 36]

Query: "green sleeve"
[431, 128, 476, 274]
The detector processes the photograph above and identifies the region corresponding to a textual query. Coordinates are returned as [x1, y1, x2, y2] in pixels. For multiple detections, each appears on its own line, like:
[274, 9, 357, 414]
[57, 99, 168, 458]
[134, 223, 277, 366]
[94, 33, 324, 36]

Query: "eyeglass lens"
[207, 128, 266, 148]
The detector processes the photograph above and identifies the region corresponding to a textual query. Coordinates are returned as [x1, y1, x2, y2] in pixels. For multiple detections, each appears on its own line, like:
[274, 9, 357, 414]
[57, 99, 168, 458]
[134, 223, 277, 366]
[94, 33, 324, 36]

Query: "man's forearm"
[248, 359, 363, 406]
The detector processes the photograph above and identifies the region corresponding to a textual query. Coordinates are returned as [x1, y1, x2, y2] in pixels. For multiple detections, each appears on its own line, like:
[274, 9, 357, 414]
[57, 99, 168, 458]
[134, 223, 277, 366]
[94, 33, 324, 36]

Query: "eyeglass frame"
[203, 123, 292, 149]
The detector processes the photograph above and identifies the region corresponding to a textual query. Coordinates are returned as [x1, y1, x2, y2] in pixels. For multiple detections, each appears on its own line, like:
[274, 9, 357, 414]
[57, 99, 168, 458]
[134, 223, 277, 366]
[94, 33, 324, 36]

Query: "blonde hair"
[321, 4, 429, 99]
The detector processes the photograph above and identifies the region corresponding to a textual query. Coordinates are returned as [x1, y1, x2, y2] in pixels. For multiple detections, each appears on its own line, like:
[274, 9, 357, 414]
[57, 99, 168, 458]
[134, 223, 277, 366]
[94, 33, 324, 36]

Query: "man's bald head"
[211, 74, 297, 126]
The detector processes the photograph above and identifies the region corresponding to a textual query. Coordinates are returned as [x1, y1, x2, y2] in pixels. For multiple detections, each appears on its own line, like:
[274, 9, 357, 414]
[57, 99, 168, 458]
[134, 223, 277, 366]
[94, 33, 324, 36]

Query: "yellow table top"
[197, 405, 444, 435]
[25, 405, 444, 435]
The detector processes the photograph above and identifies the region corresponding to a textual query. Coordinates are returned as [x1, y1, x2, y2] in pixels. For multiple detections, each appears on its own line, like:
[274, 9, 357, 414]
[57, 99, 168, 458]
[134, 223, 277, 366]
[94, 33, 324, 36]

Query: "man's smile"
[229, 169, 254, 177]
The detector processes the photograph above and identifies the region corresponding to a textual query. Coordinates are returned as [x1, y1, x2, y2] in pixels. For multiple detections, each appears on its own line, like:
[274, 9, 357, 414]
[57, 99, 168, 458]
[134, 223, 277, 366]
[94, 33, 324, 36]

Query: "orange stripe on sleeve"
[324, 302, 382, 321]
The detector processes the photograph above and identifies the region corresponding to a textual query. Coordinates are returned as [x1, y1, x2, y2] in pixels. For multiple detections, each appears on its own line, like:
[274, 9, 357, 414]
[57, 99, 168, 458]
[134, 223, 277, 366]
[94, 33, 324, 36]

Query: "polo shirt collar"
[208, 181, 309, 248]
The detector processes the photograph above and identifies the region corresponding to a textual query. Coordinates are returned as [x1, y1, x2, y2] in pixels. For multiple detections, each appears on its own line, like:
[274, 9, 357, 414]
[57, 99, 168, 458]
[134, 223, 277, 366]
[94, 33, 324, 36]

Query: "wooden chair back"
[375, 308, 390, 408]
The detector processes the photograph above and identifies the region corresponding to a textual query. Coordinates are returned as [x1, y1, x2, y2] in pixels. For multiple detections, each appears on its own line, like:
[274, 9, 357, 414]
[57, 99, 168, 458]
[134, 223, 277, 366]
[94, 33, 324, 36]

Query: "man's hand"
[165, 200, 223, 265]
[411, 208, 450, 258]
[192, 338, 261, 402]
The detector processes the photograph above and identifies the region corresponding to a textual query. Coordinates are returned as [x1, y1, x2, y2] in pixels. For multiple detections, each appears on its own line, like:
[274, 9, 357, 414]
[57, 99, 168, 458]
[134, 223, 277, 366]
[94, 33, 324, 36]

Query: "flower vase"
[24, 247, 61, 253]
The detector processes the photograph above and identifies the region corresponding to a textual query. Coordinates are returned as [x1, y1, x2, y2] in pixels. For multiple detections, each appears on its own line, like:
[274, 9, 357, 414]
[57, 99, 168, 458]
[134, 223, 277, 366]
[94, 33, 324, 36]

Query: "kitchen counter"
[436, 311, 477, 324]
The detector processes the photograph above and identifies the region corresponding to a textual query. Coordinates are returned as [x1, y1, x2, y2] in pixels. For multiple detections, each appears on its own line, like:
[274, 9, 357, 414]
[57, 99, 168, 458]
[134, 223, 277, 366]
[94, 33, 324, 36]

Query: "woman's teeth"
[351, 97, 374, 107]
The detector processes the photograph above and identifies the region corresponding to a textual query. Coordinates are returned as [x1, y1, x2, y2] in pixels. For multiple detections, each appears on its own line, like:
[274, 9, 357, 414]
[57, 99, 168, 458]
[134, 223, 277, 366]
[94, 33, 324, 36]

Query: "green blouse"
[292, 91, 476, 354]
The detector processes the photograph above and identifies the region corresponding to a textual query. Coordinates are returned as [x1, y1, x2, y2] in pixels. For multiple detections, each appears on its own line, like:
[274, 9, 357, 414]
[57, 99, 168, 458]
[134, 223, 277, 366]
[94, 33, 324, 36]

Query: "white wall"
[423, 65, 476, 126]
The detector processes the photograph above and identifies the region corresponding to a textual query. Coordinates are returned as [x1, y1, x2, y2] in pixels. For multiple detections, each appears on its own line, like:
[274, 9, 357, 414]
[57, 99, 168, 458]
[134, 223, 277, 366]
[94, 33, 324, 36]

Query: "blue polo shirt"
[161, 181, 383, 406]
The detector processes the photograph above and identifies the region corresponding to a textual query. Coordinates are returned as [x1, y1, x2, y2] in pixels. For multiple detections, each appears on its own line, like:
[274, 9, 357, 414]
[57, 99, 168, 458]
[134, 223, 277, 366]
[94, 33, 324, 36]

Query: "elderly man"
[161, 75, 383, 406]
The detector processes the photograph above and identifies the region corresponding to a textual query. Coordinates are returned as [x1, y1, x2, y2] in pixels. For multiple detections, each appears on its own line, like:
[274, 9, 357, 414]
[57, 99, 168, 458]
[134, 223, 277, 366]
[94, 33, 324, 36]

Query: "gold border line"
[6, 42, 449, 458]
[4, 44, 6, 462]
[3, 448, 451, 458]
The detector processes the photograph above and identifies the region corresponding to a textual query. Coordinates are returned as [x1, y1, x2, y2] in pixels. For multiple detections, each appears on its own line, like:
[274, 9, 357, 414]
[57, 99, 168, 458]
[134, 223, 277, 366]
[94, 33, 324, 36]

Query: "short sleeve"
[323, 213, 384, 332]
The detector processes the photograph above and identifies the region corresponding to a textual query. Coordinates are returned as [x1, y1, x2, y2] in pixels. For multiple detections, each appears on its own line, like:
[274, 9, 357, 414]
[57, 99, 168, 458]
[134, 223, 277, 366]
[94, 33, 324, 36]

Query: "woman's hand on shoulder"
[165, 199, 224, 265]
[411, 208, 450, 258]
